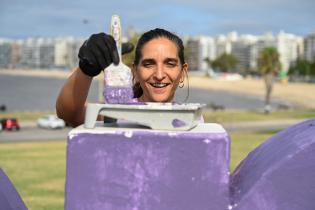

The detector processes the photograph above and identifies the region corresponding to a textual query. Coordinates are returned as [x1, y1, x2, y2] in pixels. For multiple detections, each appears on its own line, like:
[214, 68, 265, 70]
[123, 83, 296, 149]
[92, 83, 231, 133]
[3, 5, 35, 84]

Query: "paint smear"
[172, 119, 186, 128]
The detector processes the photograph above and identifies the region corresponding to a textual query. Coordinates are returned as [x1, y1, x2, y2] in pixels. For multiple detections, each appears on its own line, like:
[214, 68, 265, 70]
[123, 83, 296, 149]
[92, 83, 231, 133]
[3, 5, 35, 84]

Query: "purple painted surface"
[124, 101, 146, 105]
[230, 118, 315, 210]
[104, 86, 134, 104]
[0, 168, 28, 210]
[65, 129, 230, 210]
[171, 119, 187, 128]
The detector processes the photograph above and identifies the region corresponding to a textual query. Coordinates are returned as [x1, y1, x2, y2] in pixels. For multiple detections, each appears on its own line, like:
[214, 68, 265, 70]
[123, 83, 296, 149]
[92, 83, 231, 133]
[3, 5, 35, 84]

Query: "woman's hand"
[56, 33, 134, 127]
[78, 33, 134, 77]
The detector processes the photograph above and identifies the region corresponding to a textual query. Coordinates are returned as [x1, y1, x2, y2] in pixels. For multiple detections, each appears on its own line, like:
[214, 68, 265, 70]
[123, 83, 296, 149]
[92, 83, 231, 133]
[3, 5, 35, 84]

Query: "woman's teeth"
[151, 83, 168, 88]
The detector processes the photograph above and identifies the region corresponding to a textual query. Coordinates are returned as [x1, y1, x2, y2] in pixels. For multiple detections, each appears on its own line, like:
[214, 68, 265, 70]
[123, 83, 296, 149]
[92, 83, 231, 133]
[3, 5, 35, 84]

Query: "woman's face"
[133, 37, 188, 102]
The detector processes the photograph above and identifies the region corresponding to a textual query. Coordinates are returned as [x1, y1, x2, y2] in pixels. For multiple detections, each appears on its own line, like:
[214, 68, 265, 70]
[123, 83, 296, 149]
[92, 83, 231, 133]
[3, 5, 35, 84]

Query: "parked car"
[37, 115, 66, 129]
[1, 118, 20, 131]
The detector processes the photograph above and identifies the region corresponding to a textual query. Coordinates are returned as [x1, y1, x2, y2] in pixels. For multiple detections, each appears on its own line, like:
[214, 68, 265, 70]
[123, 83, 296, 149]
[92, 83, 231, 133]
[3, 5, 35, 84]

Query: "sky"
[0, 0, 314, 39]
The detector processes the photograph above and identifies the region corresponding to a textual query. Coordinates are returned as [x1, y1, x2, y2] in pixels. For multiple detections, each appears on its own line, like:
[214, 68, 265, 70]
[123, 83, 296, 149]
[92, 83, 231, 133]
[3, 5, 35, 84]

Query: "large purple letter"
[65, 123, 230, 210]
[230, 119, 315, 210]
[0, 168, 28, 210]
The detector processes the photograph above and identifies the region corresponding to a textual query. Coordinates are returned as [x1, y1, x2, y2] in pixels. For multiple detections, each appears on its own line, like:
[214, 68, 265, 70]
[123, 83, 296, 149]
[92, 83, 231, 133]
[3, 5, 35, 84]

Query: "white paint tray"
[84, 103, 205, 131]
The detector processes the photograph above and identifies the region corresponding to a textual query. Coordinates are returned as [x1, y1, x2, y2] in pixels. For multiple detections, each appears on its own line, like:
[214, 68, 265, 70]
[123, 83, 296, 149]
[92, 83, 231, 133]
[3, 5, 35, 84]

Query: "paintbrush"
[103, 15, 133, 104]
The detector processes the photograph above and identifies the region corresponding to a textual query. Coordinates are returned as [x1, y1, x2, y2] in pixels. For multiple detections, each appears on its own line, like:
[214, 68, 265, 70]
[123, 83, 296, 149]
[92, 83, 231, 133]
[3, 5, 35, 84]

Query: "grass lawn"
[0, 129, 279, 210]
[0, 141, 66, 210]
[229, 129, 280, 170]
[203, 109, 315, 123]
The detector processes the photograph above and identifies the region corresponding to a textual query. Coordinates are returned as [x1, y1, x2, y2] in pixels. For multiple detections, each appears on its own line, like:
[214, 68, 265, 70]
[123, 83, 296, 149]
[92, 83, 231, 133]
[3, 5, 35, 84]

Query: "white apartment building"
[14, 37, 84, 70]
[231, 35, 258, 72]
[214, 35, 232, 58]
[9, 40, 22, 69]
[186, 39, 199, 71]
[187, 36, 216, 72]
[0, 39, 12, 68]
[39, 38, 55, 68]
[304, 32, 315, 62]
[19, 38, 55, 69]
[253, 31, 302, 72]
[19, 38, 39, 68]
[55, 37, 83, 70]
[277, 31, 302, 72]
[55, 38, 70, 68]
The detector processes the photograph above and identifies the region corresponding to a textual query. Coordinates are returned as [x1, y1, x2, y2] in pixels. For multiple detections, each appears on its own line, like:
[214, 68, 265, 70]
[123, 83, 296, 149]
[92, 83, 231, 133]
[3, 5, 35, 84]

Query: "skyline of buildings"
[0, 30, 315, 74]
[186, 31, 305, 74]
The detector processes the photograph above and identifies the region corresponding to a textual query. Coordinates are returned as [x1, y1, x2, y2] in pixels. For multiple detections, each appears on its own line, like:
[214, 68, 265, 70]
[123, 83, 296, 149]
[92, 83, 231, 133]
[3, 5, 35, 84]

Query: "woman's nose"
[154, 65, 166, 80]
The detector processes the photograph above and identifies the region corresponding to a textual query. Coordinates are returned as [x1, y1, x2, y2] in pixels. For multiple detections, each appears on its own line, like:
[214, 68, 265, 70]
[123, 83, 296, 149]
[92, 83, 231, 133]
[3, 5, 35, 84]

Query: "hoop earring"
[179, 81, 184, 88]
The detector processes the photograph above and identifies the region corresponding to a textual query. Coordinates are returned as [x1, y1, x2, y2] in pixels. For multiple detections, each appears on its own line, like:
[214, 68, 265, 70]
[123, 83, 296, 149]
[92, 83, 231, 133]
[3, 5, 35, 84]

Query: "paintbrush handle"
[110, 15, 122, 60]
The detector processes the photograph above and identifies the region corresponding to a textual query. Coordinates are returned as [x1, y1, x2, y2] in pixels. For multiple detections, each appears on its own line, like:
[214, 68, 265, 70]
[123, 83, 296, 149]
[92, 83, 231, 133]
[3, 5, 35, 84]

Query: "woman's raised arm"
[56, 67, 92, 127]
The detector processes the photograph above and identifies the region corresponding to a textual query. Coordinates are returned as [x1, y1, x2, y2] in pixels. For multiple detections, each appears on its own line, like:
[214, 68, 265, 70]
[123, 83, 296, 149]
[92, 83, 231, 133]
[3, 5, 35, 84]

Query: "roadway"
[0, 127, 71, 142]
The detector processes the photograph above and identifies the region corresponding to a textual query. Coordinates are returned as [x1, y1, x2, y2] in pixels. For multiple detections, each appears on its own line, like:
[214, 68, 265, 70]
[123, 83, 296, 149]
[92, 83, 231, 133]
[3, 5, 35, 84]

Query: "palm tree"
[257, 47, 281, 113]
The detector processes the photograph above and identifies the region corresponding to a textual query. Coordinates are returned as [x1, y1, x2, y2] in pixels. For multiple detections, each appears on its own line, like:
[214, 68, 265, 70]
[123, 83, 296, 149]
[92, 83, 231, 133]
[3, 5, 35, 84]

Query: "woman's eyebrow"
[141, 58, 155, 63]
[140, 57, 179, 64]
[164, 58, 179, 63]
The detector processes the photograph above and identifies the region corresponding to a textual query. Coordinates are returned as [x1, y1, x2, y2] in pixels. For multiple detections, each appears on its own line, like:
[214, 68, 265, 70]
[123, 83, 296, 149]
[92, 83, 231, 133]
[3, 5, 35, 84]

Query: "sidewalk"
[20, 121, 37, 128]
[20, 119, 307, 132]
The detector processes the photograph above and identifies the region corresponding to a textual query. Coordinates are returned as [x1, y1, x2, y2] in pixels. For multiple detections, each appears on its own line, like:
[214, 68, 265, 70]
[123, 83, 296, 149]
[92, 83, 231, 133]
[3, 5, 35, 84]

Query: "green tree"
[122, 33, 140, 67]
[310, 56, 315, 76]
[257, 47, 281, 113]
[288, 58, 311, 76]
[207, 53, 238, 72]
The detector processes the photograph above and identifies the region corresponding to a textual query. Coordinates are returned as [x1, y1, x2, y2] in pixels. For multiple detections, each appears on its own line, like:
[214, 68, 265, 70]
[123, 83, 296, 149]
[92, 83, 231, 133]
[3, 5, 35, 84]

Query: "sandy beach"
[189, 76, 315, 109]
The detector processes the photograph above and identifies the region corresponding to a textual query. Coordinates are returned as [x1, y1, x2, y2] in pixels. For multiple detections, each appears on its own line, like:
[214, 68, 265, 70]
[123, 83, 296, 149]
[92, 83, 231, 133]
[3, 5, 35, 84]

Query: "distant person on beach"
[56, 28, 188, 127]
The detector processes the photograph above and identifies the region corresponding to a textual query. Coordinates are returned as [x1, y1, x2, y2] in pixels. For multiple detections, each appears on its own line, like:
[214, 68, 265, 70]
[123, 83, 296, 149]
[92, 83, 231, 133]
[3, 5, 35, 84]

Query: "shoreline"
[0, 69, 72, 79]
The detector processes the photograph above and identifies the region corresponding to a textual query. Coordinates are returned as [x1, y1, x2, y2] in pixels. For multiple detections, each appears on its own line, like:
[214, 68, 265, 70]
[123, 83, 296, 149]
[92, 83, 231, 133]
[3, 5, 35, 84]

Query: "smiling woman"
[132, 29, 188, 102]
[56, 28, 188, 127]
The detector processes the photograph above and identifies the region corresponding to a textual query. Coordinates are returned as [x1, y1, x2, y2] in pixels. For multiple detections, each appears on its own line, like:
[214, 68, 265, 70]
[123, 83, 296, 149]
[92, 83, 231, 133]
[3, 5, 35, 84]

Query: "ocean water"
[0, 74, 284, 112]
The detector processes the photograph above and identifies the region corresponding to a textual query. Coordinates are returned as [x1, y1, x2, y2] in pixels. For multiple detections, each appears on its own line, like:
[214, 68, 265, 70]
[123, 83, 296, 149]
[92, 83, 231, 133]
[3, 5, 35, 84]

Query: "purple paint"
[124, 101, 146, 105]
[0, 168, 28, 210]
[65, 126, 230, 210]
[172, 119, 187, 128]
[104, 86, 134, 104]
[230, 118, 315, 210]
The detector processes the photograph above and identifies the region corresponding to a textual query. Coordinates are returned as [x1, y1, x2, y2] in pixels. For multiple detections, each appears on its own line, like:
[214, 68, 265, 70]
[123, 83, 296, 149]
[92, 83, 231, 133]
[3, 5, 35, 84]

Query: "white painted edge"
[69, 122, 227, 137]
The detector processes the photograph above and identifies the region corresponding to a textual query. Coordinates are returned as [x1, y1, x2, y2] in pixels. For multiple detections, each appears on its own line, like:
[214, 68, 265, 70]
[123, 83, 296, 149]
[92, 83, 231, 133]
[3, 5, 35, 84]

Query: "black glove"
[78, 33, 134, 77]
